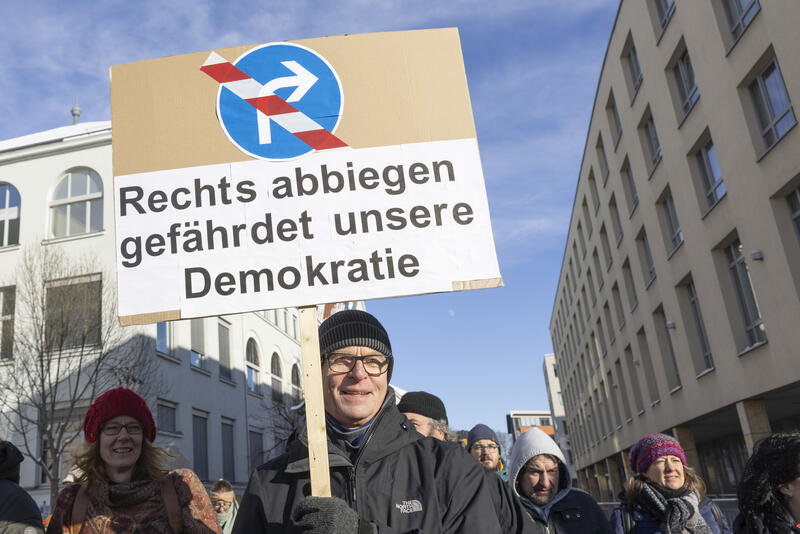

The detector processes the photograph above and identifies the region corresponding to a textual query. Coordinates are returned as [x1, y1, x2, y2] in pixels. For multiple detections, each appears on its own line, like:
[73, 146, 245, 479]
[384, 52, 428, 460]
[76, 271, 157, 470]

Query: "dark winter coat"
[0, 441, 45, 534]
[732, 509, 800, 534]
[609, 498, 732, 534]
[520, 488, 612, 534]
[232, 390, 503, 534]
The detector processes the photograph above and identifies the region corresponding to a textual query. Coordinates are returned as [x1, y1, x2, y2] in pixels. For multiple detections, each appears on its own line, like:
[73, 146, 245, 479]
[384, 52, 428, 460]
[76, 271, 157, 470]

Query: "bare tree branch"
[0, 244, 164, 506]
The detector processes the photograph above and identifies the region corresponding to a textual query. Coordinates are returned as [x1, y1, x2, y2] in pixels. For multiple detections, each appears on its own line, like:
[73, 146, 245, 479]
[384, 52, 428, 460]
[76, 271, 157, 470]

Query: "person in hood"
[734, 432, 800, 534]
[609, 433, 731, 534]
[232, 309, 502, 534]
[0, 440, 45, 534]
[509, 427, 610, 534]
[467, 424, 508, 481]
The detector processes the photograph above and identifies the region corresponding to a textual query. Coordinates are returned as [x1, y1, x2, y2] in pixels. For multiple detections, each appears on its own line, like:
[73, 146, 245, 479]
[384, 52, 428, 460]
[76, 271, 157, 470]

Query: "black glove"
[292, 496, 377, 534]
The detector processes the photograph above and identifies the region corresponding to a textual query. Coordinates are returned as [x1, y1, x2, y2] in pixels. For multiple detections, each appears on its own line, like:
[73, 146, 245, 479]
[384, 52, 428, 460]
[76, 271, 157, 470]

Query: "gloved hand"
[292, 496, 376, 533]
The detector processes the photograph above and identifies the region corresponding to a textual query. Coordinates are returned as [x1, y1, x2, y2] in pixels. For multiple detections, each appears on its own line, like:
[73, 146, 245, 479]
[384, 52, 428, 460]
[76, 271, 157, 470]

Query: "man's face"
[403, 412, 445, 440]
[322, 345, 388, 428]
[519, 455, 561, 506]
[470, 438, 500, 470]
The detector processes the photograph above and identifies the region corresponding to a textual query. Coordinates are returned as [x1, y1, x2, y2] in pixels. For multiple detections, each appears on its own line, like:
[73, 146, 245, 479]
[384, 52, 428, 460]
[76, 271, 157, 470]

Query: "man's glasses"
[326, 353, 389, 376]
[101, 422, 143, 436]
[471, 444, 499, 453]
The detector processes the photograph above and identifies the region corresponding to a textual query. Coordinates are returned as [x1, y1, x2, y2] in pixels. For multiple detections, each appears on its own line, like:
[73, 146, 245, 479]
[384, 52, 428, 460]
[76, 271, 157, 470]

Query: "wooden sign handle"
[299, 305, 332, 497]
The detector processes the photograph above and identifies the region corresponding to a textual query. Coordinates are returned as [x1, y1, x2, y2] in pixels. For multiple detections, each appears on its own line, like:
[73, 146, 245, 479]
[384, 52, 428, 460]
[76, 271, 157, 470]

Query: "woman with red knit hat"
[608, 433, 731, 534]
[46, 387, 220, 534]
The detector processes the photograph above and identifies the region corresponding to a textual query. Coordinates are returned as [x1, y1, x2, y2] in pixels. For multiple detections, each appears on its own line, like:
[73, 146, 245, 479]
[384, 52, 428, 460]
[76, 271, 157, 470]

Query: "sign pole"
[298, 305, 331, 497]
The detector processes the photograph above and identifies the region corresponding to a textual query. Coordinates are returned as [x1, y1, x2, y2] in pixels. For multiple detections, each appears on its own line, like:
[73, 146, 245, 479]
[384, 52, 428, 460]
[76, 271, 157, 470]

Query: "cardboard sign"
[111, 28, 501, 325]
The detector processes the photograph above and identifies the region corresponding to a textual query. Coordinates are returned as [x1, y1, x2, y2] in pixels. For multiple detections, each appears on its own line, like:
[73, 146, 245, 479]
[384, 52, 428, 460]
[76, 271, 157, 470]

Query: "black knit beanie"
[398, 391, 448, 423]
[319, 310, 393, 381]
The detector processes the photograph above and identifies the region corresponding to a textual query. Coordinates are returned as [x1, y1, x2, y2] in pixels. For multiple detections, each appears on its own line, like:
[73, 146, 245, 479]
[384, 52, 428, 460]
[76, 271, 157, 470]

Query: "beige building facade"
[549, 0, 800, 500]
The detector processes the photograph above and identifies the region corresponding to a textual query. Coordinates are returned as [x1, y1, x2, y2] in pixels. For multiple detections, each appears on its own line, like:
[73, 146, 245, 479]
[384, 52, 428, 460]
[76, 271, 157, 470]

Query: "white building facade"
[0, 121, 360, 501]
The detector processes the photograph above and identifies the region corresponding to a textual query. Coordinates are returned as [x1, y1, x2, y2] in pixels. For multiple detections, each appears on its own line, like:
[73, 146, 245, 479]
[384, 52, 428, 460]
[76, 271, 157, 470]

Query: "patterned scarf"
[637, 478, 712, 534]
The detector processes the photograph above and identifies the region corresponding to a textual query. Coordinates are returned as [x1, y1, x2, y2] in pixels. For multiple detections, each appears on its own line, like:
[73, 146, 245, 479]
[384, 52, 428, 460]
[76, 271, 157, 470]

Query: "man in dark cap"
[397, 391, 451, 440]
[0, 440, 45, 533]
[468, 423, 508, 481]
[233, 309, 502, 534]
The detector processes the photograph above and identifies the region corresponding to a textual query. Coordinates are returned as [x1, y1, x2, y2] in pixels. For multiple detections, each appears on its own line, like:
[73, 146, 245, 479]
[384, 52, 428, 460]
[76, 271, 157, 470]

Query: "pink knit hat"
[629, 433, 686, 473]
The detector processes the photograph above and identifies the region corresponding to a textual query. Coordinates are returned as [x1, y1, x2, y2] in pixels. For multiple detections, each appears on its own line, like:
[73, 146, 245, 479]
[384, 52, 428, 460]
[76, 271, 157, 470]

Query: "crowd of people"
[1, 309, 799, 533]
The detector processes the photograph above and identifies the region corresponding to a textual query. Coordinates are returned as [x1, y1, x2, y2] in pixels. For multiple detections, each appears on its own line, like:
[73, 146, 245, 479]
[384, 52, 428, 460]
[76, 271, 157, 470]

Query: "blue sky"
[0, 0, 619, 434]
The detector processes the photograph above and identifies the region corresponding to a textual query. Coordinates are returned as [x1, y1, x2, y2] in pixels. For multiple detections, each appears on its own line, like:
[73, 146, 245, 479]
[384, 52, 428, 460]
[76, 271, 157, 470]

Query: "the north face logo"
[395, 500, 423, 514]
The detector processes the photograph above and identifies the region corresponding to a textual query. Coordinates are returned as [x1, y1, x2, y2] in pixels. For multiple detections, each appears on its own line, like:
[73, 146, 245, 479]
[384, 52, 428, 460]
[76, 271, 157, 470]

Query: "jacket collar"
[284, 387, 419, 473]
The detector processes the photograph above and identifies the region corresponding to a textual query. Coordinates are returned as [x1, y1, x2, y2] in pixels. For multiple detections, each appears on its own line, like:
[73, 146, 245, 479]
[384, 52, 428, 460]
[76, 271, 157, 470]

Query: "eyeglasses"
[471, 444, 499, 453]
[101, 422, 143, 436]
[212, 499, 232, 513]
[326, 353, 389, 376]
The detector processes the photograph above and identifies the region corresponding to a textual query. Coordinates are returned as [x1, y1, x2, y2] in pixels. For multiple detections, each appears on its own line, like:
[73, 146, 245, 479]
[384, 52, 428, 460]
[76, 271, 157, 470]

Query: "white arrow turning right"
[257, 61, 318, 145]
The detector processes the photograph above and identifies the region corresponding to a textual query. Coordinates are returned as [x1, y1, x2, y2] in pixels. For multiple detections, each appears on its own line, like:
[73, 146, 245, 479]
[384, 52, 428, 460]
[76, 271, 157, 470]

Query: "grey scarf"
[638, 480, 712, 534]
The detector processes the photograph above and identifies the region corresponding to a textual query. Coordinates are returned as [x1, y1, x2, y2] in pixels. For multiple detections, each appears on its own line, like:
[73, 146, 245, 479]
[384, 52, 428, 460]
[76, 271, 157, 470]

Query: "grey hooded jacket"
[508, 428, 611, 534]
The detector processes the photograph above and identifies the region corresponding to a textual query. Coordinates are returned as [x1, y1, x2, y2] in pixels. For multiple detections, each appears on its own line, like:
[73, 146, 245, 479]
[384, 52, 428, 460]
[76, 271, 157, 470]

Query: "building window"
[190, 318, 205, 369]
[588, 171, 600, 213]
[726, 239, 766, 348]
[612, 282, 625, 329]
[577, 299, 586, 332]
[654, 305, 681, 391]
[609, 196, 624, 245]
[291, 363, 302, 402]
[221, 419, 235, 482]
[593, 250, 604, 289]
[597, 136, 610, 184]
[674, 49, 699, 116]
[749, 59, 796, 151]
[642, 113, 663, 171]
[157, 401, 177, 433]
[625, 39, 644, 97]
[654, 0, 676, 30]
[603, 302, 616, 344]
[636, 327, 661, 405]
[50, 167, 103, 238]
[622, 259, 638, 312]
[723, 0, 759, 41]
[569, 259, 577, 289]
[621, 160, 639, 216]
[0, 285, 14, 360]
[156, 321, 170, 355]
[587, 271, 597, 307]
[283, 309, 289, 333]
[0, 183, 21, 248]
[596, 319, 608, 357]
[789, 187, 800, 245]
[192, 412, 209, 480]
[697, 139, 727, 208]
[246, 338, 260, 395]
[685, 279, 714, 372]
[218, 319, 231, 380]
[607, 92, 623, 147]
[582, 199, 593, 237]
[271, 353, 283, 403]
[577, 223, 587, 258]
[636, 228, 657, 287]
[660, 189, 684, 253]
[614, 359, 633, 420]
[45, 275, 101, 350]
[573, 242, 582, 272]
[292, 315, 298, 340]
[249, 430, 264, 473]
[624, 345, 645, 413]
[600, 225, 613, 269]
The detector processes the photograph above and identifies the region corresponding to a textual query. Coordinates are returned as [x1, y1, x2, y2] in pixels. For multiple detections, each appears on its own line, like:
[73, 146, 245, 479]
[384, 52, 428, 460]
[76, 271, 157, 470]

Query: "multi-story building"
[506, 410, 554, 442]
[549, 0, 800, 500]
[0, 119, 362, 503]
[542, 353, 574, 470]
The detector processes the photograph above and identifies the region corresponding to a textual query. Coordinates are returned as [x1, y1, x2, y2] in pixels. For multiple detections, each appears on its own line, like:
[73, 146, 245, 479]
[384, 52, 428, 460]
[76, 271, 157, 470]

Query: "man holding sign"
[232, 310, 502, 533]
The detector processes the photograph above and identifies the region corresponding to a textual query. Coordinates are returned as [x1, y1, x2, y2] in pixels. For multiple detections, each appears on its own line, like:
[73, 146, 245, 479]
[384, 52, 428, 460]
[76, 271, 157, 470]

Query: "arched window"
[271, 353, 282, 403]
[50, 167, 103, 238]
[291, 363, 302, 402]
[246, 338, 260, 394]
[0, 183, 20, 248]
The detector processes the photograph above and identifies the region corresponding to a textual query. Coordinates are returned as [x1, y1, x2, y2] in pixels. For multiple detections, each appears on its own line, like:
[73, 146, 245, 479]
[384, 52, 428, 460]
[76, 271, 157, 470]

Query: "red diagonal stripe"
[200, 62, 250, 84]
[245, 95, 299, 116]
[295, 129, 348, 150]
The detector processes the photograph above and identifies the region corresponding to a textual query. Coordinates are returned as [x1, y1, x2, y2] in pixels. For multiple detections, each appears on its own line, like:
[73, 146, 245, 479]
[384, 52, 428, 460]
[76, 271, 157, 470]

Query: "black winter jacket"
[231, 392, 502, 534]
[0, 440, 45, 534]
[521, 489, 612, 534]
